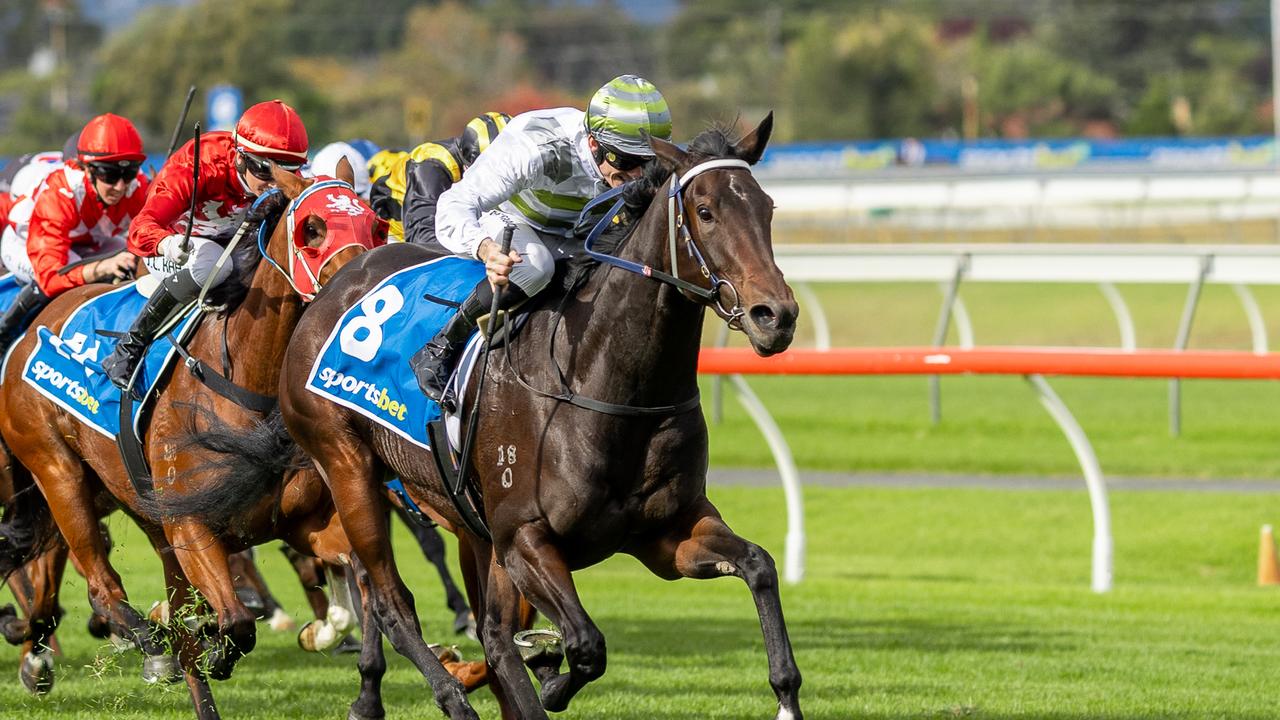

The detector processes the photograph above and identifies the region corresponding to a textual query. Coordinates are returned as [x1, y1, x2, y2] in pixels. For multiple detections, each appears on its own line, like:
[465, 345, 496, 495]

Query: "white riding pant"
[143, 237, 236, 287]
[0, 225, 125, 287]
[477, 212, 556, 296]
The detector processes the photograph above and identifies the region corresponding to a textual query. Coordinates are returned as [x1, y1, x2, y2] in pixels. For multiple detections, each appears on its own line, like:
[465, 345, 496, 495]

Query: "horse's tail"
[0, 462, 59, 581]
[160, 407, 310, 531]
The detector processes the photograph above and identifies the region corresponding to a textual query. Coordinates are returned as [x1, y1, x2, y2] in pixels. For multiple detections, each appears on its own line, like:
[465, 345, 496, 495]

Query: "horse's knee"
[738, 543, 780, 591]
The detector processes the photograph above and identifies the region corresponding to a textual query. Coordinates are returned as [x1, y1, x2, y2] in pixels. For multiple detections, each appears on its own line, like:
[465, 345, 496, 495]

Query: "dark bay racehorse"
[0, 161, 412, 719]
[276, 114, 804, 719]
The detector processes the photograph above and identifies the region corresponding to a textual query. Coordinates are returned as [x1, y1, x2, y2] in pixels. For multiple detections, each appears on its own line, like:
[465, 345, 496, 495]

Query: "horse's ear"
[644, 129, 688, 172]
[734, 111, 773, 166]
[335, 155, 355, 187]
[271, 162, 311, 200]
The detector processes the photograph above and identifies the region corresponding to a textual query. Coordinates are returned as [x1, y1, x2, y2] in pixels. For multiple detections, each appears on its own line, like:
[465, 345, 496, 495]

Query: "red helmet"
[234, 99, 309, 165]
[77, 113, 145, 165]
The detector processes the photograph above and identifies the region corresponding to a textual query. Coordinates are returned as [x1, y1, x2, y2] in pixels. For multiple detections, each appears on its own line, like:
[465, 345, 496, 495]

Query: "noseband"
[582, 157, 751, 329]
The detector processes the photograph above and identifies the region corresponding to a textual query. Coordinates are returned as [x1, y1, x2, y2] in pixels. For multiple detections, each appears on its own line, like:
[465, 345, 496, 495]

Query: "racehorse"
[274, 114, 804, 719]
[0, 160, 407, 719]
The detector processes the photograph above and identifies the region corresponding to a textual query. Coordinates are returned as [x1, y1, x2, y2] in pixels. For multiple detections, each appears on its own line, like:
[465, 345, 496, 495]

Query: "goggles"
[87, 161, 141, 185]
[237, 148, 302, 181]
[598, 141, 648, 172]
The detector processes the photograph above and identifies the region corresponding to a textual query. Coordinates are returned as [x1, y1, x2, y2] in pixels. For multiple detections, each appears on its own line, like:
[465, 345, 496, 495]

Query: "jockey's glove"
[158, 234, 192, 265]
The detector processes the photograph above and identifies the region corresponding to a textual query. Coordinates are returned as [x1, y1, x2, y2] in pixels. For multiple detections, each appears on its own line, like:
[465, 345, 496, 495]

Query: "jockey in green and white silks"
[410, 74, 672, 406]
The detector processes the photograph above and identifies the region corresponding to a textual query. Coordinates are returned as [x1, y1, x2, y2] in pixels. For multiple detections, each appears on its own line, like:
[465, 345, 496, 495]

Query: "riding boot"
[103, 270, 201, 393]
[411, 280, 526, 405]
[0, 283, 50, 357]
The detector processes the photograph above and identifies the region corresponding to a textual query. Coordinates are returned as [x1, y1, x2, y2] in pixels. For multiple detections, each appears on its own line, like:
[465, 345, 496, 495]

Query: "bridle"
[496, 156, 753, 418]
[257, 178, 367, 302]
[581, 157, 751, 330]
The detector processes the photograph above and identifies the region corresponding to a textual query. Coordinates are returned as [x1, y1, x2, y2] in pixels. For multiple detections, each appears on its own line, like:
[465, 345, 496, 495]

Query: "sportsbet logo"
[317, 366, 407, 421]
[30, 360, 100, 414]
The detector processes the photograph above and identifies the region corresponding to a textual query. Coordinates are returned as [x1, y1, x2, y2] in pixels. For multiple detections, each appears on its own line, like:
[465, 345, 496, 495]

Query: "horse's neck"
[559, 194, 705, 406]
[205, 250, 302, 396]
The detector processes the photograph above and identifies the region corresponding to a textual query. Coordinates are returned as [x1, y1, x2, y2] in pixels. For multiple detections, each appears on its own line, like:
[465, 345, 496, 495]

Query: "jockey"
[0, 114, 148, 354]
[307, 139, 379, 199]
[102, 99, 309, 390]
[368, 111, 509, 247]
[410, 76, 670, 403]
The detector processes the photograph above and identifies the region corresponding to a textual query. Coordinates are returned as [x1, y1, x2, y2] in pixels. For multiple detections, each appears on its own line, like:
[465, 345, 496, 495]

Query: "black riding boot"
[411, 280, 525, 405]
[0, 282, 50, 357]
[103, 270, 201, 393]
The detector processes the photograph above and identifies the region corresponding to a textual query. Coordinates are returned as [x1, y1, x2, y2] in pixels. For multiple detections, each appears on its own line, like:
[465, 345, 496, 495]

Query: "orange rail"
[698, 346, 1280, 380]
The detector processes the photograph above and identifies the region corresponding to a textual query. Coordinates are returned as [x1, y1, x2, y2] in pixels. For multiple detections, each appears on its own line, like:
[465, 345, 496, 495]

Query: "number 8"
[339, 285, 404, 361]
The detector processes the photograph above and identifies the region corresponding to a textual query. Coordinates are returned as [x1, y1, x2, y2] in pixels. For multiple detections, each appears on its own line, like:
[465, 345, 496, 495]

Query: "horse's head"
[646, 114, 797, 356]
[265, 157, 388, 300]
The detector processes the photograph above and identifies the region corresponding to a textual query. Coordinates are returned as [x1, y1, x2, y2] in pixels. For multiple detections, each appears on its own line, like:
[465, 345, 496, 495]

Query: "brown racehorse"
[0, 160, 428, 719]
[273, 115, 804, 720]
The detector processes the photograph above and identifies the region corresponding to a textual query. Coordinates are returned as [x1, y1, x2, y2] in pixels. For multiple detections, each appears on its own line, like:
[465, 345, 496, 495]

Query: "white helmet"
[307, 141, 372, 198]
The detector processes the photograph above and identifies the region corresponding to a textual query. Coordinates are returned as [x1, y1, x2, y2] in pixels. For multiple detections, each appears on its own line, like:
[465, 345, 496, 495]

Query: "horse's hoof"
[267, 607, 296, 632]
[147, 600, 170, 626]
[19, 649, 54, 695]
[141, 653, 182, 684]
[513, 628, 563, 664]
[428, 643, 461, 664]
[298, 619, 348, 652]
[347, 707, 385, 720]
[453, 610, 477, 641]
[331, 633, 362, 655]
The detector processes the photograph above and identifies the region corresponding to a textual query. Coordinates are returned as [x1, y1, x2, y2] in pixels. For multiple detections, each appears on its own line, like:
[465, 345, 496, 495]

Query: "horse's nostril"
[749, 304, 778, 329]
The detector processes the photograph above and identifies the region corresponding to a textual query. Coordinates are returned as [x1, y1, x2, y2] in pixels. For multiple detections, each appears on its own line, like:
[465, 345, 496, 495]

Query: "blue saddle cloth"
[20, 282, 201, 438]
[306, 256, 485, 451]
[0, 274, 25, 315]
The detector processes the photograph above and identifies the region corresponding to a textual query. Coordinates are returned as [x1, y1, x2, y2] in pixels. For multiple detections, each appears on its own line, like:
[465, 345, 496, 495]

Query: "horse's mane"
[557, 123, 746, 294]
[203, 191, 289, 309]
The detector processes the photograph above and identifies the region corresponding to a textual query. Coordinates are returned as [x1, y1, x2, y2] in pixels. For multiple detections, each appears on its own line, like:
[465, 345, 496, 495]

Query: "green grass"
[5, 485, 1280, 718]
[704, 282, 1280, 478]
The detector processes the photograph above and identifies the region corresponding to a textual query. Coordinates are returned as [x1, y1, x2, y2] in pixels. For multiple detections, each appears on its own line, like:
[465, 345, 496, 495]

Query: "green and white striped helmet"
[585, 74, 672, 158]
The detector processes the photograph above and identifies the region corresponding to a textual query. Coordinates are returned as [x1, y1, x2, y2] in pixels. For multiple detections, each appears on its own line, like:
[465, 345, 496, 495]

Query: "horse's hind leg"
[501, 524, 606, 713]
[395, 505, 473, 634]
[165, 520, 257, 680]
[630, 497, 803, 720]
[155, 542, 221, 720]
[346, 555, 387, 720]
[473, 543, 548, 720]
[12, 544, 68, 694]
[310, 448, 477, 720]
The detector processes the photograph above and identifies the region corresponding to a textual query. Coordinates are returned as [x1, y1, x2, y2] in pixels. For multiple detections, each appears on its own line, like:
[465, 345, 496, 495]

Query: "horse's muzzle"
[744, 299, 798, 356]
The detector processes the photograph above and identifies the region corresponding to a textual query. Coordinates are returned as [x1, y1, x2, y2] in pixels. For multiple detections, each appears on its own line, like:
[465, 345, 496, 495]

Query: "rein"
[498, 157, 751, 418]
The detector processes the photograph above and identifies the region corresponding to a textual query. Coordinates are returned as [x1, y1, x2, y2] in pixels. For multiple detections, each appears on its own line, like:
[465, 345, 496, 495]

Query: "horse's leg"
[313, 450, 477, 720]
[469, 539, 548, 720]
[346, 555, 387, 720]
[501, 524, 605, 713]
[154, 543, 220, 720]
[281, 544, 330, 620]
[630, 497, 803, 720]
[34, 469, 172, 672]
[395, 506, 472, 634]
[14, 544, 67, 694]
[165, 520, 257, 680]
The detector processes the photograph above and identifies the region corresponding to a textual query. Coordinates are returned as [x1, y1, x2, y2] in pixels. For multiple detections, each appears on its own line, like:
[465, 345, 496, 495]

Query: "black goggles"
[237, 149, 302, 181]
[598, 142, 648, 172]
[87, 162, 141, 185]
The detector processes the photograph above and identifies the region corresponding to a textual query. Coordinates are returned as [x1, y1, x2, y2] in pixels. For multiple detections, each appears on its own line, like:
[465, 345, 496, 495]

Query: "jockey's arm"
[27, 186, 84, 297]
[127, 149, 196, 258]
[435, 130, 540, 262]
[401, 160, 454, 247]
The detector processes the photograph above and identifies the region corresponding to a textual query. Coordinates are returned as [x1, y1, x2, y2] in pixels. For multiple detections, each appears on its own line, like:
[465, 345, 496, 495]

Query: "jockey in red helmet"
[0, 113, 150, 354]
[103, 99, 309, 391]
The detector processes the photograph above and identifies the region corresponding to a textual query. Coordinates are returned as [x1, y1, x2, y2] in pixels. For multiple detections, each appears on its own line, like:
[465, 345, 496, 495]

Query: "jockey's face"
[92, 175, 129, 206]
[241, 169, 275, 198]
[588, 135, 646, 188]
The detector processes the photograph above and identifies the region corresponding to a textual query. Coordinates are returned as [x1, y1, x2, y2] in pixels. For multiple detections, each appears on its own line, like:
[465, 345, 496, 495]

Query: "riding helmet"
[585, 75, 672, 158]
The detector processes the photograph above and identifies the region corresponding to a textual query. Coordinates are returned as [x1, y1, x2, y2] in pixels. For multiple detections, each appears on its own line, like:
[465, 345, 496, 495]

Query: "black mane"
[204, 191, 289, 309]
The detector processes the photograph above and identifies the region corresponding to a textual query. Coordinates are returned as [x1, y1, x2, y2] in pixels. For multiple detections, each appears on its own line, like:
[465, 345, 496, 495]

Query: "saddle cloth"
[306, 256, 486, 452]
[20, 282, 201, 438]
[0, 273, 33, 369]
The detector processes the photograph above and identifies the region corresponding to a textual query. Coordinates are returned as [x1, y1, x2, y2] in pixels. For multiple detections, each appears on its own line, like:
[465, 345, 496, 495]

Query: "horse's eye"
[696, 206, 714, 223]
